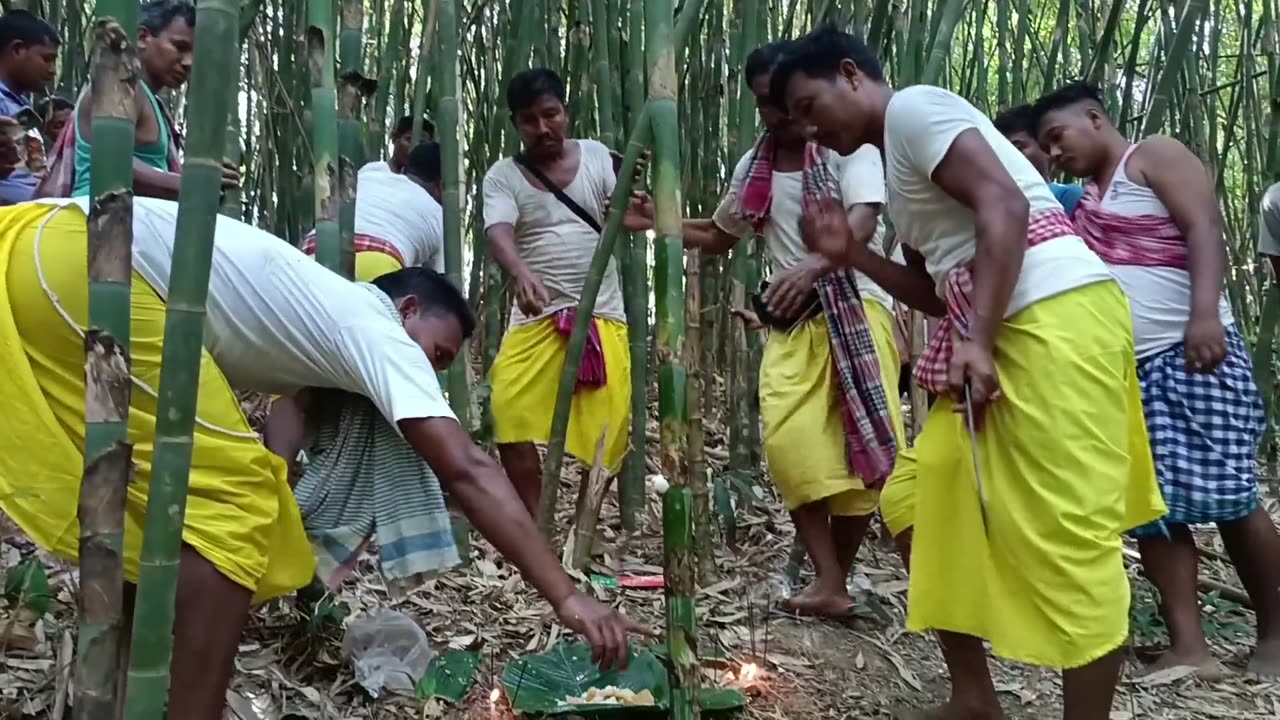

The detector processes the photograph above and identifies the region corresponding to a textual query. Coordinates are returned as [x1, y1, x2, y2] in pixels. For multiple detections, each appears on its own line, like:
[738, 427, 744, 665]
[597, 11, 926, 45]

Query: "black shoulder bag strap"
[514, 153, 603, 235]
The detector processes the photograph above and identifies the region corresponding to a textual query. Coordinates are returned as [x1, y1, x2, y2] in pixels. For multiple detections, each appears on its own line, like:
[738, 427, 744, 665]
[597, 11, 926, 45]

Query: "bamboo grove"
[21, 0, 1280, 714]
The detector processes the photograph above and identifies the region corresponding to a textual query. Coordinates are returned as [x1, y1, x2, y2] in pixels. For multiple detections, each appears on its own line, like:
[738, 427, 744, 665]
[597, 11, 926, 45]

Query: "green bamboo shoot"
[123, 1, 240, 713]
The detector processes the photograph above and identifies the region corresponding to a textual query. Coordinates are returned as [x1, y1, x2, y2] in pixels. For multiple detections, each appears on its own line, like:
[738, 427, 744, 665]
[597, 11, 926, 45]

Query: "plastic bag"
[341, 609, 434, 698]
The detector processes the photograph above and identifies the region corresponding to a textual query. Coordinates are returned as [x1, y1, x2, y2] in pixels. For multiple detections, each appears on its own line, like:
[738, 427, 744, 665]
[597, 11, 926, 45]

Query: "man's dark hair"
[992, 104, 1037, 138]
[140, 0, 196, 35]
[393, 115, 434, 139]
[506, 68, 567, 115]
[37, 95, 73, 114]
[372, 267, 475, 338]
[0, 10, 61, 53]
[768, 24, 884, 110]
[744, 40, 798, 86]
[405, 141, 442, 183]
[1031, 81, 1107, 124]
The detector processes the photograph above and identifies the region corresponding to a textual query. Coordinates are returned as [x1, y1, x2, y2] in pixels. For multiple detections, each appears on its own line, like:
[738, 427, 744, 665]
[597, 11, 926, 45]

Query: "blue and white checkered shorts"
[1130, 327, 1265, 538]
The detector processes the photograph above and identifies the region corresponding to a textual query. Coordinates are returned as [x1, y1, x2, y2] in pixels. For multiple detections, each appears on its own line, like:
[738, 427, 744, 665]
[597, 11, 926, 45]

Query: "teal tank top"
[72, 83, 172, 196]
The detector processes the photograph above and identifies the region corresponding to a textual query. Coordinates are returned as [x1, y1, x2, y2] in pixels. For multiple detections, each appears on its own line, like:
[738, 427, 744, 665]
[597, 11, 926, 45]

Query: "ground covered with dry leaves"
[4, 410, 1280, 718]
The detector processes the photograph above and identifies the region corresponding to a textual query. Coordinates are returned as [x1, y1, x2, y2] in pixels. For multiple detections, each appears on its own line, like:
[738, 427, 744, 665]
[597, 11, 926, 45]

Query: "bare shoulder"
[1130, 135, 1205, 185]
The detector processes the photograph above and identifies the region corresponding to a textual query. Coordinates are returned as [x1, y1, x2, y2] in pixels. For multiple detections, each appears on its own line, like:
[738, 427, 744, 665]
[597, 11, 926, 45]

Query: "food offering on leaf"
[564, 686, 656, 706]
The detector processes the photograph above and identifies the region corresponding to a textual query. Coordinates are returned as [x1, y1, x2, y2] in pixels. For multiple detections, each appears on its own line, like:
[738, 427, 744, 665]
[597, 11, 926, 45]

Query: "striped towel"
[293, 284, 460, 596]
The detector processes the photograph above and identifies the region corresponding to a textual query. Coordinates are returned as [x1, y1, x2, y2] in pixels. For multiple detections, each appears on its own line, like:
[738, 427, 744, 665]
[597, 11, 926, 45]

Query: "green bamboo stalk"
[436, 0, 467, 425]
[410, 0, 439, 146]
[618, 0, 648, 532]
[219, 47, 245, 220]
[308, 0, 341, 273]
[122, 1, 238, 713]
[336, 0, 367, 281]
[646, 0, 695, 713]
[1142, 0, 1209, 136]
[369, 0, 405, 158]
[589, 0, 617, 149]
[922, 0, 972, 86]
[74, 6, 139, 718]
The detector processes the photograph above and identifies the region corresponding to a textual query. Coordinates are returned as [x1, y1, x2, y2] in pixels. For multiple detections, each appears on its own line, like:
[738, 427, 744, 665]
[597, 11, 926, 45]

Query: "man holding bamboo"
[771, 26, 1165, 718]
[482, 68, 653, 518]
[684, 40, 904, 619]
[0, 196, 648, 719]
[1035, 82, 1280, 678]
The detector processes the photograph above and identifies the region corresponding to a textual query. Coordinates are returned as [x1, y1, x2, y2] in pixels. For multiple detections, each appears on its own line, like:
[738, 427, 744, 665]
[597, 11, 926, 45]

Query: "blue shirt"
[1049, 181, 1084, 217]
[0, 80, 40, 205]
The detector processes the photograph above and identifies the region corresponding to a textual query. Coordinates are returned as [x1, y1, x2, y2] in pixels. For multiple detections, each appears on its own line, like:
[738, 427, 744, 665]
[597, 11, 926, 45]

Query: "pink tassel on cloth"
[553, 308, 607, 390]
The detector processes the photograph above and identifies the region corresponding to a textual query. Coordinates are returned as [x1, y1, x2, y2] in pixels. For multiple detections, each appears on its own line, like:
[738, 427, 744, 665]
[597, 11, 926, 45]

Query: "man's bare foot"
[895, 702, 1003, 720]
[1247, 637, 1280, 677]
[781, 583, 854, 618]
[1141, 649, 1225, 682]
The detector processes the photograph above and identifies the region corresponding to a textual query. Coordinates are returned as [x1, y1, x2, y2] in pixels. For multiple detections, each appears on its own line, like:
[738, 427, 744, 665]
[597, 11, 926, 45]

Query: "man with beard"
[38, 0, 239, 198]
[684, 40, 904, 619]
[1035, 82, 1280, 679]
[482, 68, 653, 517]
[770, 26, 1165, 719]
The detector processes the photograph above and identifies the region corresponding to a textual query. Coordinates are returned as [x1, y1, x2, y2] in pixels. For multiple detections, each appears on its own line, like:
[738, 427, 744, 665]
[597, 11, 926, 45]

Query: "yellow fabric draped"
[355, 251, 404, 283]
[904, 280, 1165, 669]
[879, 446, 916, 537]
[489, 316, 631, 472]
[0, 203, 314, 603]
[759, 300, 905, 516]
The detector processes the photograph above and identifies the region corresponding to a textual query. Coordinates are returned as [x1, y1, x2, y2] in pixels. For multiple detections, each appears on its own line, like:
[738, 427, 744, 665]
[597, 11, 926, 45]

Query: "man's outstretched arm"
[399, 416, 650, 668]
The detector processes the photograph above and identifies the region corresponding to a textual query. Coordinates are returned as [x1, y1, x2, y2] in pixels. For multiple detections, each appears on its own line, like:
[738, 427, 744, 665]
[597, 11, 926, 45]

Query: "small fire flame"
[740, 663, 759, 683]
[490, 687, 500, 703]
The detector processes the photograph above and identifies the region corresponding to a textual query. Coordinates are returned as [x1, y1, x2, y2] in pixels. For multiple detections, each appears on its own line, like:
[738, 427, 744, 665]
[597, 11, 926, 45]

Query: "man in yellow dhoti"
[482, 68, 653, 516]
[773, 26, 1165, 719]
[685, 40, 905, 618]
[0, 198, 647, 720]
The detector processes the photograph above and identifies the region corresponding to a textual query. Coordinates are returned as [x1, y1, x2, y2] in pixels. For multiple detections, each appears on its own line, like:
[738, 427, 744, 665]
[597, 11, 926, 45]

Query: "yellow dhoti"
[905, 280, 1165, 669]
[760, 300, 905, 516]
[0, 203, 314, 603]
[489, 316, 631, 472]
[879, 446, 916, 537]
[354, 251, 403, 283]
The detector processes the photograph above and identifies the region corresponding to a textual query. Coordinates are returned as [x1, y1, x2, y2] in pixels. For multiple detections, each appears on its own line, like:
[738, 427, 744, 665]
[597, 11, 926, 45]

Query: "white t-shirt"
[481, 139, 625, 326]
[712, 144, 895, 310]
[883, 86, 1112, 316]
[34, 197, 456, 428]
[1094, 144, 1234, 358]
[354, 165, 445, 272]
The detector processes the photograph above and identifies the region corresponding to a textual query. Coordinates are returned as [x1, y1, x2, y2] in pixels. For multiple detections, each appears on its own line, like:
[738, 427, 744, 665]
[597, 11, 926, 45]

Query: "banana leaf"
[698, 687, 748, 712]
[3, 559, 51, 616]
[415, 649, 481, 703]
[501, 642, 670, 715]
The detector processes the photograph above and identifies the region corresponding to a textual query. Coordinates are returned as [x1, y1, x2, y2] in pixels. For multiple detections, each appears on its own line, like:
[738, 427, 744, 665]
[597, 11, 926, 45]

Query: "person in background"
[365, 115, 435, 175]
[992, 103, 1084, 216]
[36, 94, 70, 143]
[302, 141, 445, 281]
[0, 10, 58, 205]
[1036, 81, 1280, 679]
[684, 40, 904, 619]
[482, 68, 653, 518]
[38, 0, 238, 199]
[0, 196, 648, 720]
[1258, 181, 1280, 278]
[771, 25, 1164, 719]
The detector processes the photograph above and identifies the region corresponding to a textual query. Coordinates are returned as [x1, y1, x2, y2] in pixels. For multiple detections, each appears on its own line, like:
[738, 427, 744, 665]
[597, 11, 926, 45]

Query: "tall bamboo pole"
[617, 0, 648, 531]
[307, 0, 340, 274]
[646, 0, 696, 714]
[74, 4, 139, 717]
[436, 0, 468, 424]
[336, 0, 366, 280]
[123, 0, 239, 712]
[589, 0, 617, 149]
